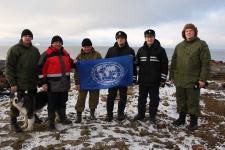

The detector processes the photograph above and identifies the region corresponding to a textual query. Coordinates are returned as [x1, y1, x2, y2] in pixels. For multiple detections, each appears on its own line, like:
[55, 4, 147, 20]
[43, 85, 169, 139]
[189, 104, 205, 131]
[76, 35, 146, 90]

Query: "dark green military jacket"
[74, 48, 102, 85]
[169, 37, 211, 88]
[5, 39, 40, 90]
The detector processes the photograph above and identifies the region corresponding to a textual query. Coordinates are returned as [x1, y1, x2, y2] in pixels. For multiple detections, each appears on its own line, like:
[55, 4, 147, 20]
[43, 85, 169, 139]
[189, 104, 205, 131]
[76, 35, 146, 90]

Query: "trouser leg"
[57, 92, 71, 124]
[89, 90, 99, 110]
[186, 88, 201, 116]
[89, 90, 99, 120]
[118, 87, 128, 115]
[137, 85, 148, 116]
[47, 92, 56, 130]
[106, 88, 118, 117]
[176, 87, 188, 114]
[75, 90, 88, 112]
[148, 86, 160, 117]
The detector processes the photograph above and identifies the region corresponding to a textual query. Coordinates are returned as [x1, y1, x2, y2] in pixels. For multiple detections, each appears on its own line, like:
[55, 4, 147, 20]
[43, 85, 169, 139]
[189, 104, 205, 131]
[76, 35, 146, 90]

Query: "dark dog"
[11, 91, 48, 131]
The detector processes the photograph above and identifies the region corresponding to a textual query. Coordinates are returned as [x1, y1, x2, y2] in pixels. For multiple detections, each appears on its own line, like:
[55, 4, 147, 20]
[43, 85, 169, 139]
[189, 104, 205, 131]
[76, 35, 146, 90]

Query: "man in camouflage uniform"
[74, 38, 102, 123]
[169, 24, 211, 131]
[5, 29, 40, 132]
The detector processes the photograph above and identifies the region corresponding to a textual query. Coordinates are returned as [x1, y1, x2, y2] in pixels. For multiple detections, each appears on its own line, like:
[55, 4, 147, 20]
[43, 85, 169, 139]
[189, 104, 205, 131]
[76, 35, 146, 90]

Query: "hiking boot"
[74, 111, 82, 123]
[133, 114, 145, 120]
[60, 118, 72, 124]
[10, 118, 22, 132]
[58, 107, 72, 124]
[48, 123, 56, 131]
[187, 114, 198, 131]
[149, 116, 156, 124]
[117, 113, 126, 121]
[90, 109, 97, 120]
[104, 114, 113, 122]
[172, 113, 186, 126]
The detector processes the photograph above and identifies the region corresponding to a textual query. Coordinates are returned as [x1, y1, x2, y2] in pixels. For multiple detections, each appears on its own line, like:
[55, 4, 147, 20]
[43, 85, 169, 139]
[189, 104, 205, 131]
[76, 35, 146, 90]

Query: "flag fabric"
[76, 55, 133, 90]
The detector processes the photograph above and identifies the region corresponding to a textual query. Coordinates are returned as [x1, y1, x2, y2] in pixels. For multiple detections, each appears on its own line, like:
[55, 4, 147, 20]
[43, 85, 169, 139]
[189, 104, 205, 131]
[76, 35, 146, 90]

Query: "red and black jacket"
[38, 46, 75, 92]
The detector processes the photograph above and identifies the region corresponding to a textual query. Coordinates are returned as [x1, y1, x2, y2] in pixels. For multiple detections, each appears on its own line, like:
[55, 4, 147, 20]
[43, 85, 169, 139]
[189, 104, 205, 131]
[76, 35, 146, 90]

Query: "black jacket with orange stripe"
[38, 46, 75, 92]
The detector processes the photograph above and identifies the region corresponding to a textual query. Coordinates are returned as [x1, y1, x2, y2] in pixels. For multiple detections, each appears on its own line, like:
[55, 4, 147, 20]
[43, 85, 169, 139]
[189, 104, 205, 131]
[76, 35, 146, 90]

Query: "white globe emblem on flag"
[92, 62, 124, 85]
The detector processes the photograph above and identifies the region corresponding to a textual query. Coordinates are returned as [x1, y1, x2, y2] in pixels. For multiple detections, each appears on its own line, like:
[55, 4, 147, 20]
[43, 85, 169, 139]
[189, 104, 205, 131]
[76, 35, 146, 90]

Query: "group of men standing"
[5, 23, 211, 133]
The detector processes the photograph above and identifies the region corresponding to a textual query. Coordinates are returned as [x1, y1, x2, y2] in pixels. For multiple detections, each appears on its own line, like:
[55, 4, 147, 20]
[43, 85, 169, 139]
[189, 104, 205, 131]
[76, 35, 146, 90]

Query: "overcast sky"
[0, 0, 225, 49]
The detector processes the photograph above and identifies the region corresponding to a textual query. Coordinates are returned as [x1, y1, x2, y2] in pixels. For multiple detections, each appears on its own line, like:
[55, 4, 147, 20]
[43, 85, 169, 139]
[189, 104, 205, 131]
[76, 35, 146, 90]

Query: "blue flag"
[76, 55, 133, 90]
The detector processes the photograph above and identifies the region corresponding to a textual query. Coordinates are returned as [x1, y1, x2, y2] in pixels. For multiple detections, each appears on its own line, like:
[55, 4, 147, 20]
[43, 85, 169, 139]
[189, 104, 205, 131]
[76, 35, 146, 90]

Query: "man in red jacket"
[38, 35, 74, 131]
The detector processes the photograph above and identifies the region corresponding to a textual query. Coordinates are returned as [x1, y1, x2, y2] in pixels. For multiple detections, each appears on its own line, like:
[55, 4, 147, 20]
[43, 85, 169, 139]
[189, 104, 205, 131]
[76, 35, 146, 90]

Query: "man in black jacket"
[104, 31, 137, 122]
[134, 29, 168, 123]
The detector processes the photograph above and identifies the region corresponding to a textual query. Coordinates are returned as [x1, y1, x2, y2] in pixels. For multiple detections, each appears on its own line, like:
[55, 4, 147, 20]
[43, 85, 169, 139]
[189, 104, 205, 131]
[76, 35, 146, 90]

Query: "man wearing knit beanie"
[51, 35, 63, 45]
[5, 29, 40, 132]
[21, 29, 33, 39]
[82, 38, 92, 47]
[38, 35, 74, 130]
[74, 38, 102, 123]
[170, 23, 211, 131]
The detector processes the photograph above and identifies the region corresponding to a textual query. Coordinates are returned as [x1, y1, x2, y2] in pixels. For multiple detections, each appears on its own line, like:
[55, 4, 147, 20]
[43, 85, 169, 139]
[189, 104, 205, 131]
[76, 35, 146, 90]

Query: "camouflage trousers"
[176, 87, 201, 116]
[75, 90, 99, 112]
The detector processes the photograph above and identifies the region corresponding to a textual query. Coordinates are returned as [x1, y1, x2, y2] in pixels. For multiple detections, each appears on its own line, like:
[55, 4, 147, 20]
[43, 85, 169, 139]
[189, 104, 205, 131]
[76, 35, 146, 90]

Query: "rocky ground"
[0, 60, 225, 149]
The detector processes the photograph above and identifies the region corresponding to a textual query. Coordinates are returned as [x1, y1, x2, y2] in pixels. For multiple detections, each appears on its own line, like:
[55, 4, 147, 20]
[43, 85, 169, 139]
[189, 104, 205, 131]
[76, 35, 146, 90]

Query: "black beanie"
[21, 29, 33, 39]
[82, 38, 92, 47]
[51, 35, 63, 45]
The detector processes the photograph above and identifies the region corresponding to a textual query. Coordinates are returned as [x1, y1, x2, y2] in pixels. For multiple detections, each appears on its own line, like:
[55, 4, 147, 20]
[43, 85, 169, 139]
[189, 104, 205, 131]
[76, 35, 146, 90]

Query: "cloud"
[0, 0, 225, 48]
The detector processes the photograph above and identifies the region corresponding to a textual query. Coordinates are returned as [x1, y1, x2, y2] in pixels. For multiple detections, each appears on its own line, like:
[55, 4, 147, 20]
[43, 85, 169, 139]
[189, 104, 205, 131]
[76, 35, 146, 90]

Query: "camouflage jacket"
[74, 48, 102, 85]
[169, 37, 211, 88]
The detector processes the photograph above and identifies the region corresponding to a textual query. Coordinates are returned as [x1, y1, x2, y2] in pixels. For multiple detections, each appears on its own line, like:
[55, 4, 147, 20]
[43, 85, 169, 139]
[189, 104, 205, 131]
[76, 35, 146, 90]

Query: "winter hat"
[144, 29, 155, 37]
[21, 29, 33, 39]
[51, 35, 63, 45]
[115, 31, 127, 39]
[82, 38, 92, 47]
[182, 23, 198, 39]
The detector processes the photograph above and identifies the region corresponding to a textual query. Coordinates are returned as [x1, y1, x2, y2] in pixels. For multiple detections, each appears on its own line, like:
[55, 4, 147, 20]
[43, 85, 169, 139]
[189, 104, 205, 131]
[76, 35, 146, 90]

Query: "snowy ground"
[0, 80, 225, 150]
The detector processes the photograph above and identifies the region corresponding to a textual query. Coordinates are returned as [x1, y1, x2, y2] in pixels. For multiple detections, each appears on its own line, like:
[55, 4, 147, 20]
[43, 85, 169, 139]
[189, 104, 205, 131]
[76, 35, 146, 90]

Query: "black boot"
[59, 108, 72, 124]
[90, 109, 97, 120]
[48, 107, 56, 131]
[34, 114, 43, 124]
[149, 115, 156, 124]
[104, 113, 113, 122]
[75, 111, 82, 123]
[10, 117, 22, 132]
[117, 111, 126, 121]
[48, 122, 56, 131]
[133, 113, 145, 120]
[172, 113, 186, 126]
[188, 114, 198, 131]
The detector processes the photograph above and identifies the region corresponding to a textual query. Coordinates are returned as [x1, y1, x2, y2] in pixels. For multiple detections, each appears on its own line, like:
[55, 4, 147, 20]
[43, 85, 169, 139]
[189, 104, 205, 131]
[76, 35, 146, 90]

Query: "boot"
[104, 113, 113, 122]
[187, 114, 198, 131]
[10, 117, 22, 132]
[48, 107, 56, 131]
[133, 113, 145, 120]
[48, 122, 56, 131]
[34, 114, 43, 124]
[90, 109, 97, 120]
[60, 117, 72, 124]
[172, 113, 186, 126]
[149, 115, 156, 124]
[75, 111, 82, 123]
[59, 108, 72, 124]
[117, 111, 126, 121]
